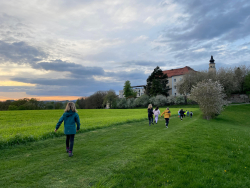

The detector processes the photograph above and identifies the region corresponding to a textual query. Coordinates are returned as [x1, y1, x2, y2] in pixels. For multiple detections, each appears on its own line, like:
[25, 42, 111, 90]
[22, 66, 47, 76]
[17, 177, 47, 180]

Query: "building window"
[174, 79, 176, 82]
[180, 78, 182, 81]
[174, 86, 177, 89]
[175, 93, 176, 96]
[167, 86, 169, 89]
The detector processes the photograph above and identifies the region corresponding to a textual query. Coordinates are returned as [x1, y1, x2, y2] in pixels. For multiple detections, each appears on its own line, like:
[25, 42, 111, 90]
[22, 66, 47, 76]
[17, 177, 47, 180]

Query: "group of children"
[147, 105, 194, 127]
[178, 109, 193, 120]
[55, 102, 194, 157]
[147, 104, 171, 128]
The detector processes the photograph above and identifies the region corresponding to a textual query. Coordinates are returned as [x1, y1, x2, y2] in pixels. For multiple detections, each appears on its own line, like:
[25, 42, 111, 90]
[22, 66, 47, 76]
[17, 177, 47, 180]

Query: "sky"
[0, 0, 250, 100]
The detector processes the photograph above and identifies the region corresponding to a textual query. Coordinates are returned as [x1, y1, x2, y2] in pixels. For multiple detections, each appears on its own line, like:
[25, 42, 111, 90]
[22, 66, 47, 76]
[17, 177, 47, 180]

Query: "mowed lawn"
[0, 107, 199, 147]
[1, 105, 250, 187]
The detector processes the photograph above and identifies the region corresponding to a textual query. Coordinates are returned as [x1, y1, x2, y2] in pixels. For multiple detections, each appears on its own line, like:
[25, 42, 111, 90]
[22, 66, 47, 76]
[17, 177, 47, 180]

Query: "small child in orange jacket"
[161, 107, 171, 128]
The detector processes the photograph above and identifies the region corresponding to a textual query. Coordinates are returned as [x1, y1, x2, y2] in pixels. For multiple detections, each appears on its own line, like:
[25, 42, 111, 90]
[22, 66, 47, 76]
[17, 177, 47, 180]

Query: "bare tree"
[177, 66, 250, 97]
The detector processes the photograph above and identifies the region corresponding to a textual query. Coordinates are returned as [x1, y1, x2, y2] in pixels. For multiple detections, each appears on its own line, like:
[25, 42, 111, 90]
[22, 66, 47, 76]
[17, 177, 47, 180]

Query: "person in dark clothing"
[147, 104, 154, 126]
[55, 102, 81, 157]
[179, 109, 184, 121]
[190, 111, 193, 118]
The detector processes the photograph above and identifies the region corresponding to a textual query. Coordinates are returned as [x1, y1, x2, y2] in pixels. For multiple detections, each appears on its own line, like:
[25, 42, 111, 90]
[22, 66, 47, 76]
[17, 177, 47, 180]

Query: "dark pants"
[180, 115, 184, 120]
[165, 118, 169, 126]
[148, 115, 153, 125]
[66, 134, 75, 152]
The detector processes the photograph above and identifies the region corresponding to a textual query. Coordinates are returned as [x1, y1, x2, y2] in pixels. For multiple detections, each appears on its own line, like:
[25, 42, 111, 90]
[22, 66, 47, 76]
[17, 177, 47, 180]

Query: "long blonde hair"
[148, 104, 152, 109]
[64, 102, 78, 112]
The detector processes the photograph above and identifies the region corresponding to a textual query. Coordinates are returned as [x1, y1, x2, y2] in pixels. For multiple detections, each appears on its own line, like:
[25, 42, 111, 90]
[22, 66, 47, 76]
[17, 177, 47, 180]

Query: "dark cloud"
[163, 0, 250, 49]
[32, 60, 105, 76]
[0, 40, 47, 64]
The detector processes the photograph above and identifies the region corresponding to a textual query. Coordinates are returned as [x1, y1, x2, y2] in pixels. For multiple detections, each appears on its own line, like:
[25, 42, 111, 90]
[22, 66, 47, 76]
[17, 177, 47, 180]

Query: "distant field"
[0, 107, 198, 147]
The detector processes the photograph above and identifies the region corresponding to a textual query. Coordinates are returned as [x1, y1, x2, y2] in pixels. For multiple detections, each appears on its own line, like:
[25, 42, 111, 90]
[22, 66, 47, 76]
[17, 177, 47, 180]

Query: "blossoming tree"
[189, 79, 228, 120]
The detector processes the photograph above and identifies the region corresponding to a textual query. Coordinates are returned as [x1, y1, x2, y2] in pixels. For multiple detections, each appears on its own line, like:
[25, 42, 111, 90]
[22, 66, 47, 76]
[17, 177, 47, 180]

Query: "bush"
[126, 98, 136, 108]
[153, 95, 168, 107]
[175, 96, 185, 104]
[134, 94, 150, 107]
[8, 105, 18, 110]
[167, 96, 176, 105]
[116, 98, 127, 109]
[189, 79, 228, 120]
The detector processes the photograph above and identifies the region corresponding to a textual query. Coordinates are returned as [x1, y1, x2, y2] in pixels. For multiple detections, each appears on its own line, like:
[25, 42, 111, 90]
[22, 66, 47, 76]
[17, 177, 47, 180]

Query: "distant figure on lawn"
[55, 102, 81, 157]
[148, 104, 154, 126]
[190, 111, 193, 118]
[161, 107, 171, 128]
[179, 109, 184, 121]
[153, 106, 160, 124]
[187, 110, 189, 117]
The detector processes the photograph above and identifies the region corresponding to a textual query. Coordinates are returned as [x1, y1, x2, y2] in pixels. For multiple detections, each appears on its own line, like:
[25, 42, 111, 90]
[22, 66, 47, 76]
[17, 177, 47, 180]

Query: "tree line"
[0, 98, 71, 111]
[177, 66, 250, 120]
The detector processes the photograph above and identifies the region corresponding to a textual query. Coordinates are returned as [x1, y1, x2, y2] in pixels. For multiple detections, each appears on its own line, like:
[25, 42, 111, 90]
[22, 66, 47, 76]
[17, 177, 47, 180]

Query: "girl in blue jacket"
[55, 102, 80, 157]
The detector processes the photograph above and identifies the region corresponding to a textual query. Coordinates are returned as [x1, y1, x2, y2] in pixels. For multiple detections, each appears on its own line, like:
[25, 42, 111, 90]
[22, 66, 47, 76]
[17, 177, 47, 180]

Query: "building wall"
[119, 87, 145, 98]
[166, 75, 183, 96]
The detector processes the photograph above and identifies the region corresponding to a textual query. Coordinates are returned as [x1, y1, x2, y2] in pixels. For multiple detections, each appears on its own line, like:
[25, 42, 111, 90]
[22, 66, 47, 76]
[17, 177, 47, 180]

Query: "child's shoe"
[68, 151, 73, 157]
[66, 147, 69, 153]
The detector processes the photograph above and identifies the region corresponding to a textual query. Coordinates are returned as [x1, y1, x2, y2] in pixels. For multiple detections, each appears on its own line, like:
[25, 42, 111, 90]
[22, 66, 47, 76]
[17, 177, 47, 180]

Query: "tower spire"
[209, 55, 216, 72]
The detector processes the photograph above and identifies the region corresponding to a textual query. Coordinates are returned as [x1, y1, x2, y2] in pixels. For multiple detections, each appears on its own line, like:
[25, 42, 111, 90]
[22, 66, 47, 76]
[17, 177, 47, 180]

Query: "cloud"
[162, 0, 250, 49]
[32, 60, 105, 76]
[0, 40, 47, 64]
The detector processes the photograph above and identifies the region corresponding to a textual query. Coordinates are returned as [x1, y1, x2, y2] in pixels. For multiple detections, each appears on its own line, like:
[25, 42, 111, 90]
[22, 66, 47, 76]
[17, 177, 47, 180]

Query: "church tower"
[209, 56, 216, 72]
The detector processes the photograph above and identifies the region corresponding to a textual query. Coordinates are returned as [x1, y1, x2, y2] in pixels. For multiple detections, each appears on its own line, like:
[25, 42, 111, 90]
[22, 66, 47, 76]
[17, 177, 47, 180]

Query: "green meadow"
[1, 104, 250, 187]
[0, 107, 198, 147]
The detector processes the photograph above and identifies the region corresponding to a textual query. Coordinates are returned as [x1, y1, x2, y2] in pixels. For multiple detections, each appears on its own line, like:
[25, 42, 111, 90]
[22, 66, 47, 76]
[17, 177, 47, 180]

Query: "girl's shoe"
[68, 151, 73, 157]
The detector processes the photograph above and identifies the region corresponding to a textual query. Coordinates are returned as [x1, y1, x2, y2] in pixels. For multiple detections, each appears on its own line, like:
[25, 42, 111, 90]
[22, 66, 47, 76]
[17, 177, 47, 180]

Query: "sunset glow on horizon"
[0, 92, 83, 101]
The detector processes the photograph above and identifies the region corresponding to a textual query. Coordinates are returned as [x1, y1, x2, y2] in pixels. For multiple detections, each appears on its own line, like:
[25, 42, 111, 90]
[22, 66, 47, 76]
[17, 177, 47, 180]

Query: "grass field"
[1, 104, 250, 187]
[0, 106, 198, 147]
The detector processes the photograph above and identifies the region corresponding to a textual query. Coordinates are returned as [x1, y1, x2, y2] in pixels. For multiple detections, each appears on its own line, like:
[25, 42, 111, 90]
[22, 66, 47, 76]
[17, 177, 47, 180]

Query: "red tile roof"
[162, 66, 195, 78]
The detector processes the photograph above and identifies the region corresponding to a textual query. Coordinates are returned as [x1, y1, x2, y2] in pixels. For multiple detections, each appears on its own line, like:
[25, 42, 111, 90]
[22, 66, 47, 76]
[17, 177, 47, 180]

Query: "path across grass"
[1, 105, 250, 187]
[0, 107, 198, 147]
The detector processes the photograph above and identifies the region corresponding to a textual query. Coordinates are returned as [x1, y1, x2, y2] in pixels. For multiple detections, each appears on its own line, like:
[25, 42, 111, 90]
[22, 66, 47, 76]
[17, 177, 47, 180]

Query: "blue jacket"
[56, 110, 81, 135]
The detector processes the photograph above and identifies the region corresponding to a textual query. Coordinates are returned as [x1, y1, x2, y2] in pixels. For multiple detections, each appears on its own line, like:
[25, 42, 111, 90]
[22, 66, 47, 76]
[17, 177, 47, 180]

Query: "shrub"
[167, 96, 176, 105]
[116, 98, 127, 109]
[189, 79, 228, 120]
[154, 95, 168, 106]
[175, 96, 185, 104]
[134, 94, 150, 107]
[8, 105, 18, 110]
[126, 98, 136, 108]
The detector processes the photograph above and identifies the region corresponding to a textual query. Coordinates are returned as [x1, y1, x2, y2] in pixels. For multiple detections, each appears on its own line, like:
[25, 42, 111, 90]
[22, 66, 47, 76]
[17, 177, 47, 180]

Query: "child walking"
[148, 104, 154, 126]
[179, 109, 184, 121]
[55, 102, 80, 157]
[190, 111, 193, 118]
[161, 107, 171, 128]
[153, 106, 160, 124]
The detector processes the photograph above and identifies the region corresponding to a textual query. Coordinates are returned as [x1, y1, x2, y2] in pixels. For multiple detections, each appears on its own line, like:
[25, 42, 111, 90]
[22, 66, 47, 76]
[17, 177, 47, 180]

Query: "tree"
[55, 102, 64, 109]
[189, 79, 228, 120]
[144, 66, 169, 97]
[76, 97, 86, 109]
[177, 66, 250, 97]
[243, 72, 250, 94]
[85, 91, 107, 109]
[123, 80, 137, 98]
[103, 90, 117, 108]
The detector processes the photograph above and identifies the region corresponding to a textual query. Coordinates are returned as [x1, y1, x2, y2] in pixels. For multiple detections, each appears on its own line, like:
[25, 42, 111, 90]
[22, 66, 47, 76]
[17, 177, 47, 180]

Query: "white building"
[163, 66, 195, 96]
[119, 85, 145, 98]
